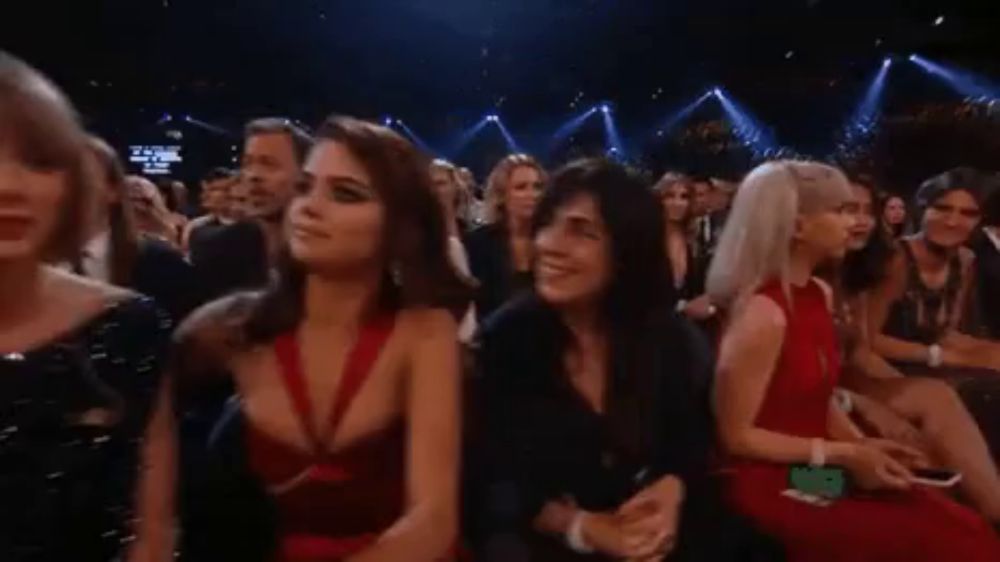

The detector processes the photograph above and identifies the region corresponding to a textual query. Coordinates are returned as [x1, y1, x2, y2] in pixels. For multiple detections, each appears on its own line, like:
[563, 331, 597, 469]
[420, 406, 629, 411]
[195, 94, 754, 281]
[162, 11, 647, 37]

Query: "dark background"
[3, 0, 999, 193]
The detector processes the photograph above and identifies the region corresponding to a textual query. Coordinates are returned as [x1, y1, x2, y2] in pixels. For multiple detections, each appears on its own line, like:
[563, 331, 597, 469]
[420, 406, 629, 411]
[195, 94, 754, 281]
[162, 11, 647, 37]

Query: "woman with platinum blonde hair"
[709, 161, 1000, 562]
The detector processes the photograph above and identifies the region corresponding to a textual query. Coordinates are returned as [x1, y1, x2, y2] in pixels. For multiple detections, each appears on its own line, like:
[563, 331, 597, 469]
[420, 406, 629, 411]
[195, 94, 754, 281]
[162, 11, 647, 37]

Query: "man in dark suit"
[972, 185, 1000, 339]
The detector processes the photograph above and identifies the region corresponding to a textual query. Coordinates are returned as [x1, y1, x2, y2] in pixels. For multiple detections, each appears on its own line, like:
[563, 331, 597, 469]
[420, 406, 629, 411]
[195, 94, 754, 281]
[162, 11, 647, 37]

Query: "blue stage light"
[908, 54, 999, 99]
[653, 90, 715, 139]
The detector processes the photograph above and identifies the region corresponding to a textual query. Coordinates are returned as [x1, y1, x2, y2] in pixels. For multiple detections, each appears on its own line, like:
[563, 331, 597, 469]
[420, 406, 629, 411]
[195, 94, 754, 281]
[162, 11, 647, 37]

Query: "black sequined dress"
[0, 297, 170, 562]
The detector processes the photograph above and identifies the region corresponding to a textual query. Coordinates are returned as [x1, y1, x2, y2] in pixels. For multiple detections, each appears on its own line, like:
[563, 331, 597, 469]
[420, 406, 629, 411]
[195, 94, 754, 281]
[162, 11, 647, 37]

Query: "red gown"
[724, 279, 1000, 562]
[245, 315, 405, 562]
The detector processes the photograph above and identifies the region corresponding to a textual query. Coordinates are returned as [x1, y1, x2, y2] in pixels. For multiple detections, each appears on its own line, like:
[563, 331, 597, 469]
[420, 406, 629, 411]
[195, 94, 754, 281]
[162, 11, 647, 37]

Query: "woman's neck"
[560, 304, 605, 358]
[0, 260, 45, 332]
[787, 249, 817, 288]
[666, 221, 687, 239]
[912, 233, 952, 268]
[506, 215, 531, 239]
[302, 269, 382, 330]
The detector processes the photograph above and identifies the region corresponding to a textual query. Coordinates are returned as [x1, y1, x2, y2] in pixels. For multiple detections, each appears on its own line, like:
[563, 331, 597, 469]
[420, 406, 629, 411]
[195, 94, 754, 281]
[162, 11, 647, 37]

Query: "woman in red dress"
[706, 160, 1000, 561]
[173, 116, 472, 562]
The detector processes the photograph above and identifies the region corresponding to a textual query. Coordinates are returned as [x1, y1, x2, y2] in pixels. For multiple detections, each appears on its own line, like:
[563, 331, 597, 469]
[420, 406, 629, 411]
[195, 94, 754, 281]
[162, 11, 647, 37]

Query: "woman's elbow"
[716, 424, 753, 458]
[419, 500, 459, 556]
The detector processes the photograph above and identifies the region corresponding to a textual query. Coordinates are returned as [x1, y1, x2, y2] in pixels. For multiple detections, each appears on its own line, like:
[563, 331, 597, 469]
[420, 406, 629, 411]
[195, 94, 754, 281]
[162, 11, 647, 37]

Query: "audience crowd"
[2, 50, 1000, 562]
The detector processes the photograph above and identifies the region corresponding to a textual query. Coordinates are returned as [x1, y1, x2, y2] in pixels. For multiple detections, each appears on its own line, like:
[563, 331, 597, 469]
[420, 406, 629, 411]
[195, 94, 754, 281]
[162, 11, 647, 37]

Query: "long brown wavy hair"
[243, 115, 474, 343]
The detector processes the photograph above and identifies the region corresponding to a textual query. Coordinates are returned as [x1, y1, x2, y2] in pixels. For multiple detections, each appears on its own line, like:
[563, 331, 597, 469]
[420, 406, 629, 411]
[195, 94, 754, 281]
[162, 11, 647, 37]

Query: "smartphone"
[910, 468, 962, 488]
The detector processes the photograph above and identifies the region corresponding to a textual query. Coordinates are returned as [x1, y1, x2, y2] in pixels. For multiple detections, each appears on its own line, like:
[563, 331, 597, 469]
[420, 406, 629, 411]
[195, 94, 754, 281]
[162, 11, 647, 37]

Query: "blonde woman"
[709, 161, 999, 562]
[465, 154, 546, 321]
[429, 159, 477, 343]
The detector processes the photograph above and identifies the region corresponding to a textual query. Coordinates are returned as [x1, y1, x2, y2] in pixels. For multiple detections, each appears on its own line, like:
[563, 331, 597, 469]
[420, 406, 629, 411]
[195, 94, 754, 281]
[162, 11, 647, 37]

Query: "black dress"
[0, 297, 170, 562]
[466, 295, 763, 562]
[465, 223, 534, 323]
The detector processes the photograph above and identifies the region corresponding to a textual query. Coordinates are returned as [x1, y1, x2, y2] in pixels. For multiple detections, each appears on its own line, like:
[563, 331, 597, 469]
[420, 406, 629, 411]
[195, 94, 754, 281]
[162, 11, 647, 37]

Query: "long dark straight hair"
[842, 179, 894, 296]
[243, 116, 474, 344]
[87, 136, 140, 286]
[531, 158, 676, 463]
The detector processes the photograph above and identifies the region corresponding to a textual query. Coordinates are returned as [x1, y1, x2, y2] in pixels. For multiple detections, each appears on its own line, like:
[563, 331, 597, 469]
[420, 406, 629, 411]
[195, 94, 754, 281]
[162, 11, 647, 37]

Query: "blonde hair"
[706, 160, 852, 313]
[483, 153, 545, 224]
[430, 158, 471, 221]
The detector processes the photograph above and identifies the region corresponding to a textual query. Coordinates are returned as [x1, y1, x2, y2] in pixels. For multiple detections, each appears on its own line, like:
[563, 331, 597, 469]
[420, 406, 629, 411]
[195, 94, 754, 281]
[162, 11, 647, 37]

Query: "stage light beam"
[654, 90, 714, 138]
[908, 54, 999, 99]
[393, 120, 436, 155]
[548, 106, 601, 153]
[600, 104, 625, 156]
[492, 116, 521, 153]
[713, 87, 778, 158]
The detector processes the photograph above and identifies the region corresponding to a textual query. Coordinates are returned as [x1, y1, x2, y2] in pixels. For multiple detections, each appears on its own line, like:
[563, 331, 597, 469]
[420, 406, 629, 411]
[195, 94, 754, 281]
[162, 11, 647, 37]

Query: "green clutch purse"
[788, 465, 848, 499]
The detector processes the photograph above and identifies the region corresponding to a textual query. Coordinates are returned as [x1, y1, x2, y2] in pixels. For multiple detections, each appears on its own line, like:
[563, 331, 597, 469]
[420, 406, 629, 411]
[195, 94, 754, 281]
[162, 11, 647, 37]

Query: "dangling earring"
[389, 261, 402, 287]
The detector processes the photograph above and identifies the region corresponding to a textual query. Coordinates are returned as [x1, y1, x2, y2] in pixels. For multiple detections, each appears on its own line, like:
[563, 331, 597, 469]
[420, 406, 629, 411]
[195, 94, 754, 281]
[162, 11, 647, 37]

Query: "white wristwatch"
[927, 344, 943, 368]
[566, 510, 595, 554]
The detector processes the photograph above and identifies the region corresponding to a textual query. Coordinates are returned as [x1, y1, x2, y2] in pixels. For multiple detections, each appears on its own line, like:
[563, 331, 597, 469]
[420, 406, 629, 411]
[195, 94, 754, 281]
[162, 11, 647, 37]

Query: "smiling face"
[286, 140, 385, 276]
[533, 193, 611, 310]
[922, 189, 981, 249]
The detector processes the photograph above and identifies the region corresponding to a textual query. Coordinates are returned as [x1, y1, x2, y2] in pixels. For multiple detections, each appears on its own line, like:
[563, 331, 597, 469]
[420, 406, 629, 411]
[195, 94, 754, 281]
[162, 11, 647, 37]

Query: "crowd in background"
[3, 49, 1000, 562]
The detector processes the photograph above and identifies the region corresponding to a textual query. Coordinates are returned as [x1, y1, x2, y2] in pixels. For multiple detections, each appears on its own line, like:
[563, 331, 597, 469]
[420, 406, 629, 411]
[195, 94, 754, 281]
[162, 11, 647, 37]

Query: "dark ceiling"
[3, 0, 999, 168]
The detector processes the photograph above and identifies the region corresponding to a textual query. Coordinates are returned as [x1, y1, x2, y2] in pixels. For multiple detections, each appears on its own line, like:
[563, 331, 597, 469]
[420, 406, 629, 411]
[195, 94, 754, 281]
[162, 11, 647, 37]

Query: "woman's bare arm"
[867, 251, 941, 364]
[128, 377, 177, 562]
[714, 295, 853, 465]
[348, 310, 461, 562]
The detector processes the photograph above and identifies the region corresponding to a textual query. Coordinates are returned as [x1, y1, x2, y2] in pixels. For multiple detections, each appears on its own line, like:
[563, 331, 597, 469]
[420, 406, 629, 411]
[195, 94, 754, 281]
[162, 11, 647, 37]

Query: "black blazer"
[465, 223, 533, 323]
[971, 231, 1000, 338]
[131, 237, 201, 323]
[189, 220, 270, 303]
[466, 295, 754, 561]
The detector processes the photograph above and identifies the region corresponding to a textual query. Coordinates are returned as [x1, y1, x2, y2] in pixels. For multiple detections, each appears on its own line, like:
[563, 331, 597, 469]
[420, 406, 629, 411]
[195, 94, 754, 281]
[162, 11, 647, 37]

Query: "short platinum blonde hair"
[706, 160, 852, 313]
[483, 153, 546, 225]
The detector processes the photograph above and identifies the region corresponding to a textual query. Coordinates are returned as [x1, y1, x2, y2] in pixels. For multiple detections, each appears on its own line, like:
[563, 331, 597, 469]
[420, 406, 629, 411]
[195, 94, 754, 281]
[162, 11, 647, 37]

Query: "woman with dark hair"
[867, 167, 1000, 372]
[708, 160, 1000, 562]
[881, 194, 907, 239]
[0, 52, 174, 562]
[835, 177, 1000, 523]
[654, 172, 717, 322]
[81, 137, 199, 321]
[471, 159, 733, 561]
[465, 154, 546, 322]
[174, 116, 472, 562]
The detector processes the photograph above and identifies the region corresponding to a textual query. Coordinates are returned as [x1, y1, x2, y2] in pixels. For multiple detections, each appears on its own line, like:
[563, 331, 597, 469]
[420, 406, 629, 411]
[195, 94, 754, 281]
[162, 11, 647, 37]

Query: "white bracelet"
[566, 510, 594, 554]
[809, 438, 826, 468]
[927, 344, 943, 368]
[675, 299, 688, 313]
[834, 388, 853, 414]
